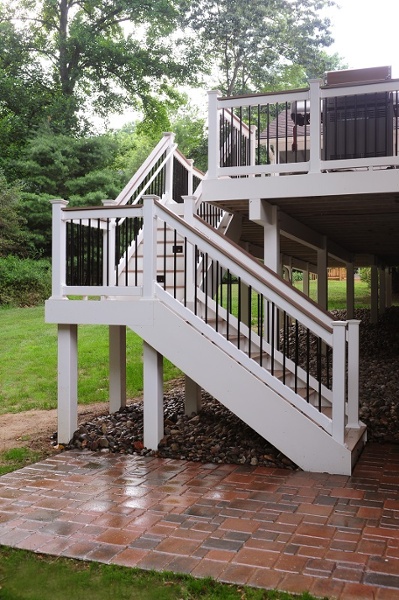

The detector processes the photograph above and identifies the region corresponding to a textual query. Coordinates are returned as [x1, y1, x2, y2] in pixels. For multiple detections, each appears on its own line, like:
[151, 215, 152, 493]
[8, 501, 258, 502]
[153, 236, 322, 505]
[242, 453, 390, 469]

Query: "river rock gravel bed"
[67, 307, 399, 469]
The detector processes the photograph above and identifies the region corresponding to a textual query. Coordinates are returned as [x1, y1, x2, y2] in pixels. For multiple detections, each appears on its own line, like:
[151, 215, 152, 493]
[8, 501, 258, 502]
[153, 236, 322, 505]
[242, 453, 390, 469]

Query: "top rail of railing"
[208, 78, 399, 178]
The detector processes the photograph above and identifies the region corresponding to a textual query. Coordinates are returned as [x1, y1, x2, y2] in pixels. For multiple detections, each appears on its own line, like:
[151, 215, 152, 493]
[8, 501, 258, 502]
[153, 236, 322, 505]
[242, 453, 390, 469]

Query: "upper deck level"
[203, 67, 399, 267]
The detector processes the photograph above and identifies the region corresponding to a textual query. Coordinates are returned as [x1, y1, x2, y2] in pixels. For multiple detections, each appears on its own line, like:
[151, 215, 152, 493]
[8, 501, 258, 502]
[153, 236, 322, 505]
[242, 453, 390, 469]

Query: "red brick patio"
[0, 443, 398, 599]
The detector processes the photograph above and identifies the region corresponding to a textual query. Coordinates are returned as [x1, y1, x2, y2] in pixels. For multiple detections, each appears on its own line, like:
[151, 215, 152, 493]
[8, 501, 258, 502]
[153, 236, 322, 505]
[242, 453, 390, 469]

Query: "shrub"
[292, 270, 303, 282]
[0, 256, 51, 307]
[359, 267, 371, 288]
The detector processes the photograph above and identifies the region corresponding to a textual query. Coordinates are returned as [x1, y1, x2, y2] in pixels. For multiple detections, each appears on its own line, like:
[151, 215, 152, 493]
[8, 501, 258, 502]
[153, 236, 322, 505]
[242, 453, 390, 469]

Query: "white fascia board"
[203, 169, 399, 203]
[45, 298, 155, 326]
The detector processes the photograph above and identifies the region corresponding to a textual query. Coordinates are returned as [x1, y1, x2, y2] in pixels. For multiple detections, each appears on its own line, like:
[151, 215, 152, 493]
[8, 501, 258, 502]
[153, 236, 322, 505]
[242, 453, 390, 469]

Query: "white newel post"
[50, 199, 69, 299]
[332, 321, 347, 444]
[308, 79, 322, 174]
[142, 195, 158, 298]
[57, 324, 78, 444]
[109, 325, 126, 413]
[143, 341, 164, 449]
[102, 200, 117, 286]
[164, 133, 175, 202]
[207, 90, 221, 180]
[347, 320, 361, 428]
[187, 159, 194, 196]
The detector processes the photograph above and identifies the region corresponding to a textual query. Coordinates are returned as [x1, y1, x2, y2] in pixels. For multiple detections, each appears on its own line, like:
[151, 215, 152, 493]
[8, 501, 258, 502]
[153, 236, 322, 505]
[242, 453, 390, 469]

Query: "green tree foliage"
[0, 20, 53, 167]
[170, 101, 208, 172]
[0, 172, 33, 257]
[13, 129, 126, 256]
[1, 0, 200, 133]
[0, 255, 51, 306]
[185, 0, 340, 96]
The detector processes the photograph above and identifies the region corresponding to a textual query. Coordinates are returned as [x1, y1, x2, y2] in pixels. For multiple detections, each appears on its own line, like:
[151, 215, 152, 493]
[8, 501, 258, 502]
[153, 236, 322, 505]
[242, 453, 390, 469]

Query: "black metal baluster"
[248, 285, 252, 358]
[306, 328, 310, 402]
[294, 319, 299, 393]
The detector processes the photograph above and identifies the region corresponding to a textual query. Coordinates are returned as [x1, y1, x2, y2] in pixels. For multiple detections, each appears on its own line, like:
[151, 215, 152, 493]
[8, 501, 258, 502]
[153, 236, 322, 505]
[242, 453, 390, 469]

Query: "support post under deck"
[317, 238, 328, 311]
[109, 325, 126, 413]
[184, 375, 202, 415]
[143, 341, 164, 450]
[57, 324, 78, 445]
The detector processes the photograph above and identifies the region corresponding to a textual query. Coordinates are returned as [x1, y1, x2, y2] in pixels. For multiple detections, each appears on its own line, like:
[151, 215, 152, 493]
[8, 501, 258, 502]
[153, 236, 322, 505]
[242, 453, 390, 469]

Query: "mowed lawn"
[0, 280, 373, 415]
[0, 305, 181, 415]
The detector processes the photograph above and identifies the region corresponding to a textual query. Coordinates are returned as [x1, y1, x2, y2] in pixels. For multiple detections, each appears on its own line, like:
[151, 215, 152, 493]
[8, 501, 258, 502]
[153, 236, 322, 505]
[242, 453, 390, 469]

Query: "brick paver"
[0, 443, 399, 599]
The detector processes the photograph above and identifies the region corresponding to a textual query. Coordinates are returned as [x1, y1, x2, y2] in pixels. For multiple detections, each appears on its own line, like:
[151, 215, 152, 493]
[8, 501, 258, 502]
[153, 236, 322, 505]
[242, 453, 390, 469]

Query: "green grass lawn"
[295, 278, 371, 310]
[0, 305, 181, 415]
[0, 281, 374, 415]
[0, 547, 322, 600]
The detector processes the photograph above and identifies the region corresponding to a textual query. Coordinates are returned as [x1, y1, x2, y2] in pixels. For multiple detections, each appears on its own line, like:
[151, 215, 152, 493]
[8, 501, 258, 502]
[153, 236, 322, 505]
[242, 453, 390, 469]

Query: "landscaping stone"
[67, 307, 399, 468]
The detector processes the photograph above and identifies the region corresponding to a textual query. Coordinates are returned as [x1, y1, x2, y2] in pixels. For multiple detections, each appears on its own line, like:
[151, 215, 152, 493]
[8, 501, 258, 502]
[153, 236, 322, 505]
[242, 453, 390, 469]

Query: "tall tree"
[185, 0, 339, 96]
[1, 0, 201, 133]
[0, 20, 53, 168]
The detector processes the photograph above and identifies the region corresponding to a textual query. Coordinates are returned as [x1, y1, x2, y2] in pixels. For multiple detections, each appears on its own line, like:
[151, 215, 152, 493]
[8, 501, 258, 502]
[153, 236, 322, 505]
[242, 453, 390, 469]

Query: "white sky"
[327, 0, 399, 77]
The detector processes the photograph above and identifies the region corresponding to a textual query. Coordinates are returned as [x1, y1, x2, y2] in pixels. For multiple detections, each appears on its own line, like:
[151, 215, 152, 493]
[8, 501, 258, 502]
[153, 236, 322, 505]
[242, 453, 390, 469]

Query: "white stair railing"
[53, 195, 361, 446]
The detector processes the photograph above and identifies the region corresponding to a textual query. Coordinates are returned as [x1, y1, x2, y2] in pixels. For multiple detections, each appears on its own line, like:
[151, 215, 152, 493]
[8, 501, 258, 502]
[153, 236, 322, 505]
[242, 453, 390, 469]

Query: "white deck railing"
[50, 196, 361, 446]
[208, 79, 399, 179]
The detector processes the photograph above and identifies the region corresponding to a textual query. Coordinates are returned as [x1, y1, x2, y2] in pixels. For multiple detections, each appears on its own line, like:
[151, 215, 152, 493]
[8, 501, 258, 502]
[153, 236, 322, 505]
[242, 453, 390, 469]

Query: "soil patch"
[0, 403, 110, 457]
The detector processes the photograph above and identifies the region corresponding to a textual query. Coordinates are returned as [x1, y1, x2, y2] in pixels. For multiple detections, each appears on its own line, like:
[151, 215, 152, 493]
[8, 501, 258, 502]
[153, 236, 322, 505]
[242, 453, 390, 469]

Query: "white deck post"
[308, 79, 322, 174]
[187, 159, 194, 196]
[371, 265, 379, 324]
[109, 325, 126, 413]
[164, 133, 175, 201]
[208, 90, 221, 180]
[57, 324, 78, 444]
[347, 320, 361, 429]
[346, 262, 355, 319]
[102, 200, 117, 286]
[263, 203, 280, 273]
[317, 238, 328, 310]
[142, 195, 158, 298]
[184, 375, 202, 415]
[332, 321, 347, 444]
[50, 199, 68, 299]
[143, 341, 164, 449]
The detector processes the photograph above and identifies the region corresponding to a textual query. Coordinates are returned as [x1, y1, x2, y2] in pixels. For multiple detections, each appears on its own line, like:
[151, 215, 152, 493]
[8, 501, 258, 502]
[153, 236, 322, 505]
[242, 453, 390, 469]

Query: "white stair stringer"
[126, 294, 365, 476]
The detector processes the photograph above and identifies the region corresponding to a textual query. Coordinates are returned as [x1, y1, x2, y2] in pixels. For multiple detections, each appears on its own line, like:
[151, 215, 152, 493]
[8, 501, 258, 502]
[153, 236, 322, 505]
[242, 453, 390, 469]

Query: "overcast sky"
[328, 0, 399, 77]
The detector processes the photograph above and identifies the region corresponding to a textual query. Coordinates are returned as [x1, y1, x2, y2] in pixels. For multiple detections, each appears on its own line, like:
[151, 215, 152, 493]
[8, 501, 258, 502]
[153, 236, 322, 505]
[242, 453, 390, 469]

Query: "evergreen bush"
[0, 256, 51, 307]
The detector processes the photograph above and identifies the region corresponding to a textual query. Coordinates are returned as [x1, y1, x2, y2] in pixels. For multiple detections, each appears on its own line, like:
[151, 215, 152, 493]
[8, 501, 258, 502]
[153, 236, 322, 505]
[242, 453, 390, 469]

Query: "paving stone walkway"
[0, 443, 398, 599]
